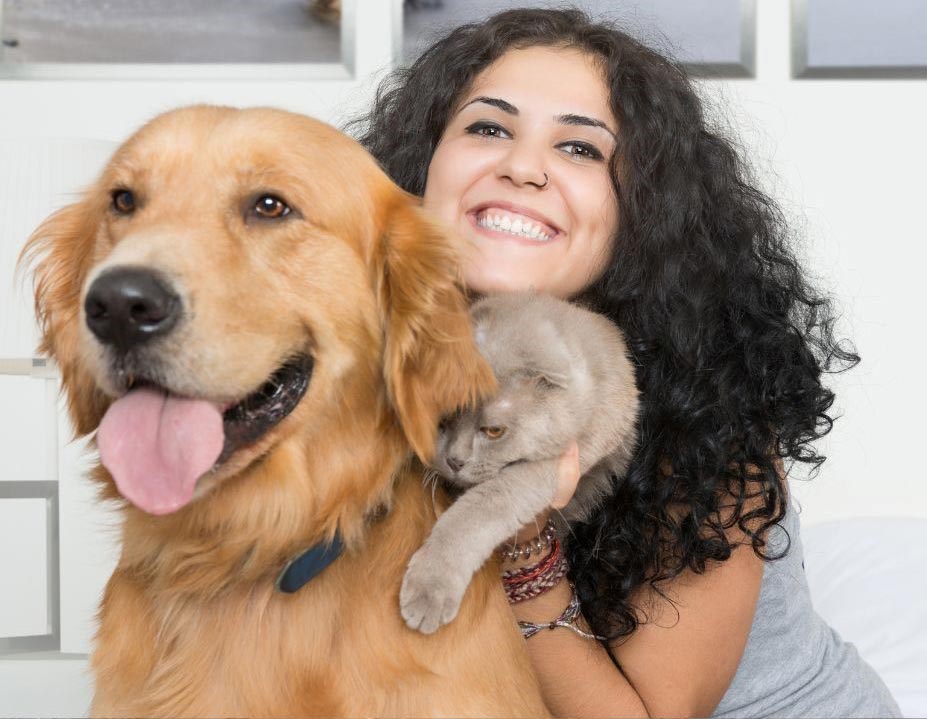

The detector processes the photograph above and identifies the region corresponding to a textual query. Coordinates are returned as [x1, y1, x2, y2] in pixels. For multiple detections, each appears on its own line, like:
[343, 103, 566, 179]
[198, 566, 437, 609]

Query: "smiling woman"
[423, 46, 618, 298]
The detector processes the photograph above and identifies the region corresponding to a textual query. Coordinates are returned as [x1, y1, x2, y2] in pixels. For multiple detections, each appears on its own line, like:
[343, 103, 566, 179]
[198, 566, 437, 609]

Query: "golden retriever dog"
[21, 105, 549, 717]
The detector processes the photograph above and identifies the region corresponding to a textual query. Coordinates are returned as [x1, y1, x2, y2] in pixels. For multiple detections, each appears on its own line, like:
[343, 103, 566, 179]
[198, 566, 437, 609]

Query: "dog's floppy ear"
[19, 196, 110, 435]
[374, 198, 496, 463]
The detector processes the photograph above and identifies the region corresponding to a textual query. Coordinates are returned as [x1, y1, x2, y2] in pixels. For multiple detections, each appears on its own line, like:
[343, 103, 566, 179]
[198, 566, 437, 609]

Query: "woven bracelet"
[517, 583, 606, 641]
[502, 537, 568, 604]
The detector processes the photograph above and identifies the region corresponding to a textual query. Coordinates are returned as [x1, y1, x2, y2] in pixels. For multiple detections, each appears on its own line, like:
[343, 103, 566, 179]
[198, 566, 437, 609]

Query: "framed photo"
[400, 0, 757, 79]
[0, 0, 349, 80]
[792, 0, 927, 78]
[0, 481, 59, 653]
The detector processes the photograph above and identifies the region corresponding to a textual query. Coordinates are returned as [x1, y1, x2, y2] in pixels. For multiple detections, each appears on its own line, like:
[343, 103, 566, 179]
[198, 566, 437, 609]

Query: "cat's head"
[433, 360, 578, 487]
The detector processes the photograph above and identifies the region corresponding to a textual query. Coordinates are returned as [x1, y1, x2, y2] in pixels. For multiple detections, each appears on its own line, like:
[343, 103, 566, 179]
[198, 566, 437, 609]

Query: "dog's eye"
[111, 189, 136, 214]
[253, 195, 291, 220]
[480, 426, 506, 440]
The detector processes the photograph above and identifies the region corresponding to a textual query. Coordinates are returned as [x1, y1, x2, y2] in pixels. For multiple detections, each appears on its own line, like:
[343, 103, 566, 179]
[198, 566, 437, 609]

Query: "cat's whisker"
[422, 466, 440, 489]
[421, 467, 442, 514]
[552, 507, 579, 543]
[529, 516, 542, 542]
[430, 476, 439, 513]
[419, 466, 439, 513]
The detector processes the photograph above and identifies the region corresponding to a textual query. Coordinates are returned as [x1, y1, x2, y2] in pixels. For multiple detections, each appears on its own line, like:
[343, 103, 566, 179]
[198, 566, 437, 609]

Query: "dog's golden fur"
[22, 105, 548, 717]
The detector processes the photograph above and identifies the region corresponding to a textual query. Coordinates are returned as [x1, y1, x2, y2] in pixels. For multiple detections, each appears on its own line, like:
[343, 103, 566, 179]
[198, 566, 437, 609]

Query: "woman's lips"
[469, 201, 562, 236]
[467, 211, 562, 245]
[466, 201, 564, 245]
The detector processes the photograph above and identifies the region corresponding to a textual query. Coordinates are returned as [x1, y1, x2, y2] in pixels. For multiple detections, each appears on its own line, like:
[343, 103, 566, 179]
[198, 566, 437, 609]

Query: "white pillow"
[803, 516, 927, 718]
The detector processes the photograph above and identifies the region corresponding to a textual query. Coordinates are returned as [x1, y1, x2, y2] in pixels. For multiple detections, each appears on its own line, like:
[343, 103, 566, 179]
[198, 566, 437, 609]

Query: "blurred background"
[0, 0, 925, 716]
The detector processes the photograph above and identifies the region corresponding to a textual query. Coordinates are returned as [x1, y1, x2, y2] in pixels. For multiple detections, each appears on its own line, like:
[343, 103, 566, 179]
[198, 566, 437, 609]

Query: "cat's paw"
[400, 549, 469, 634]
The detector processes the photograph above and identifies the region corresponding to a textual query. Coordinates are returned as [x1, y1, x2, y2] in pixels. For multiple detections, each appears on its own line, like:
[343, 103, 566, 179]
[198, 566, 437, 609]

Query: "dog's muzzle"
[84, 265, 315, 515]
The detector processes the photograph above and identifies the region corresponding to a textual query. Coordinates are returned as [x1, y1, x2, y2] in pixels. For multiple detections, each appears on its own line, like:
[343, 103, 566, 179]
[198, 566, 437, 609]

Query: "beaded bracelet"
[497, 517, 557, 562]
[517, 582, 606, 641]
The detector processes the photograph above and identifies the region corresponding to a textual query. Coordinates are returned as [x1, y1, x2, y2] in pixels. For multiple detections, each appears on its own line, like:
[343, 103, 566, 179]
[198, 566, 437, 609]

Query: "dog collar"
[275, 532, 344, 593]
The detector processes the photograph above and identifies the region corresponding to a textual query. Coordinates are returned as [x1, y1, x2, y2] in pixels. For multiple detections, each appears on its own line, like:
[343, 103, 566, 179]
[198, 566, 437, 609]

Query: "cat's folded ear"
[522, 367, 570, 390]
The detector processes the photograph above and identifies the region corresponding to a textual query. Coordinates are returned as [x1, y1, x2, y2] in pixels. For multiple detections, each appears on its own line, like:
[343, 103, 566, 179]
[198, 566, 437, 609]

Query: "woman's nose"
[496, 139, 549, 189]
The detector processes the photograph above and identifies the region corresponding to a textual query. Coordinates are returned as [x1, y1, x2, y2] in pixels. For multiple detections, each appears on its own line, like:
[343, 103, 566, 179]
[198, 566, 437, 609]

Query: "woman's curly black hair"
[347, 7, 859, 642]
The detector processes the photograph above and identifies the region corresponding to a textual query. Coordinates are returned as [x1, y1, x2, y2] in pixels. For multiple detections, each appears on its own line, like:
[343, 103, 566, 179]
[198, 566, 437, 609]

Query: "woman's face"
[423, 45, 618, 299]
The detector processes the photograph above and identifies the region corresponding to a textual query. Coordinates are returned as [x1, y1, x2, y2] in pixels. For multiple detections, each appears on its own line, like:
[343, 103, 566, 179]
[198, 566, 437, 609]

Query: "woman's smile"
[467, 201, 563, 244]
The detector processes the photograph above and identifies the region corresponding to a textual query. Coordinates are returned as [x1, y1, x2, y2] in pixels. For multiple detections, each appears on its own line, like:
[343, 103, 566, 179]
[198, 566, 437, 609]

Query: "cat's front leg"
[401, 459, 560, 633]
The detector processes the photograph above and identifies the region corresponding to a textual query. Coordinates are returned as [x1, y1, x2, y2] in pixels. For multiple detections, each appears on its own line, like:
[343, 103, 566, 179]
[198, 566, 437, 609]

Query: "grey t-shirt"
[713, 498, 901, 718]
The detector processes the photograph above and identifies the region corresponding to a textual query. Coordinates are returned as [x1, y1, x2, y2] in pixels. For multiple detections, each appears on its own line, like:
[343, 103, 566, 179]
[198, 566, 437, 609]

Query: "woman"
[350, 8, 900, 718]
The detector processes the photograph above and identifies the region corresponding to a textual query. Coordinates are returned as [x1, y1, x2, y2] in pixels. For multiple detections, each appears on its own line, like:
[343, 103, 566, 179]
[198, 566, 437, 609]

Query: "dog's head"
[21, 105, 494, 519]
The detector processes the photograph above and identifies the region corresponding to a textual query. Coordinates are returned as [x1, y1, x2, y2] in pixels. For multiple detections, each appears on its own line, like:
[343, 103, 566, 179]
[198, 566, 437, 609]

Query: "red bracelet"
[502, 537, 568, 604]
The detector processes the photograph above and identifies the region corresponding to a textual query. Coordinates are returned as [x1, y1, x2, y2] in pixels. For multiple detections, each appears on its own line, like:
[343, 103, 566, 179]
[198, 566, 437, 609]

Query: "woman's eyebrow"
[461, 96, 519, 115]
[459, 97, 616, 139]
[557, 113, 617, 140]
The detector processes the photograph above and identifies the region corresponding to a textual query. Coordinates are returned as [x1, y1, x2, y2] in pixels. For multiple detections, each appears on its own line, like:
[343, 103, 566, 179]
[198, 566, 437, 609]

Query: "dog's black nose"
[84, 268, 180, 350]
[446, 456, 465, 473]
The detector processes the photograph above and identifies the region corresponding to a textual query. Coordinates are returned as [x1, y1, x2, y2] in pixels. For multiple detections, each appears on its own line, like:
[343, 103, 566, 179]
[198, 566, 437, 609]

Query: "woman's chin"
[463, 269, 545, 296]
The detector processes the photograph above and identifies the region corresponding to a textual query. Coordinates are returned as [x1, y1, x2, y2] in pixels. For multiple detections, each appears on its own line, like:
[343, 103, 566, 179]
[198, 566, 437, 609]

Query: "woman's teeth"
[476, 212, 553, 241]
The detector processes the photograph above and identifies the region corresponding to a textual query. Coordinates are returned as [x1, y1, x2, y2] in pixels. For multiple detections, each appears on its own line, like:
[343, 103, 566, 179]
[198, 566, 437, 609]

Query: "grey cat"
[400, 291, 640, 634]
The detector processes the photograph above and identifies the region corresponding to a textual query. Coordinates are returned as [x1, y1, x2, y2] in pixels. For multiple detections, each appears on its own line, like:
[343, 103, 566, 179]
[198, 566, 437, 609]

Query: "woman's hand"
[552, 441, 581, 509]
[512, 441, 581, 544]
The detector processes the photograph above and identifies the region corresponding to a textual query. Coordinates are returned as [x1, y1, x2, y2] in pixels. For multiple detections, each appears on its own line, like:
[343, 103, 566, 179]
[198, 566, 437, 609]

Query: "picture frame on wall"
[0, 480, 59, 654]
[400, 0, 757, 79]
[792, 0, 927, 78]
[0, 0, 350, 80]
[0, 0, 762, 82]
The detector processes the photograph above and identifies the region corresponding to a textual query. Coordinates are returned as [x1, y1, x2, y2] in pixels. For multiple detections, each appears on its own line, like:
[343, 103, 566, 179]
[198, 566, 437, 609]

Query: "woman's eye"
[560, 142, 604, 161]
[111, 189, 136, 214]
[480, 426, 506, 439]
[253, 194, 291, 219]
[465, 122, 510, 139]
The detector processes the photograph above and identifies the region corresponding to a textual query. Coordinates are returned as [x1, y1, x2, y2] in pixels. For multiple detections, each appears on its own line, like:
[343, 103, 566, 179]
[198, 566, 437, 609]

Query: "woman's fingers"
[551, 441, 581, 509]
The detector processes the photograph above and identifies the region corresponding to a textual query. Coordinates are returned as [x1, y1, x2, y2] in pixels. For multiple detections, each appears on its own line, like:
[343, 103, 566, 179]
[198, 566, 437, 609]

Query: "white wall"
[712, 1, 927, 524]
[1, 0, 924, 529]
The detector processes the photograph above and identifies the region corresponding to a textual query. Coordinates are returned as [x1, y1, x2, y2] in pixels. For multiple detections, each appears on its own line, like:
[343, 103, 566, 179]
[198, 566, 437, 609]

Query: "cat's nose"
[446, 456, 465, 473]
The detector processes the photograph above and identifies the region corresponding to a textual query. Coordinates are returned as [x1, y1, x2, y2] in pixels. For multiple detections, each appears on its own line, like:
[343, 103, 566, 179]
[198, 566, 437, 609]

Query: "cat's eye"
[480, 426, 506, 439]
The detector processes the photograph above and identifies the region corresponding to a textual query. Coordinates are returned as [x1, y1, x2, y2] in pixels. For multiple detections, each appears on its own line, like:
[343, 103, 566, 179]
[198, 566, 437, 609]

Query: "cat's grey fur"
[400, 292, 640, 634]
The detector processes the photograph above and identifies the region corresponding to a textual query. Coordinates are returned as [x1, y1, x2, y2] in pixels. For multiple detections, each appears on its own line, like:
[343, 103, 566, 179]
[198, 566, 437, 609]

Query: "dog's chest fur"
[89, 475, 548, 718]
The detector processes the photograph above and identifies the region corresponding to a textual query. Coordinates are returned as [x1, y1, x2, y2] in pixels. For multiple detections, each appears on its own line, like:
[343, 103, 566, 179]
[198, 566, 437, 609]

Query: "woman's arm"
[509, 575, 649, 717]
[507, 447, 767, 718]
[607, 537, 764, 717]
[509, 531, 763, 718]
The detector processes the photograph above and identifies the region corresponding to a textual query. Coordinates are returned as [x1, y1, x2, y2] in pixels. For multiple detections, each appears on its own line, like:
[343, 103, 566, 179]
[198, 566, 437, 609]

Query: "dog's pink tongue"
[97, 387, 225, 515]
